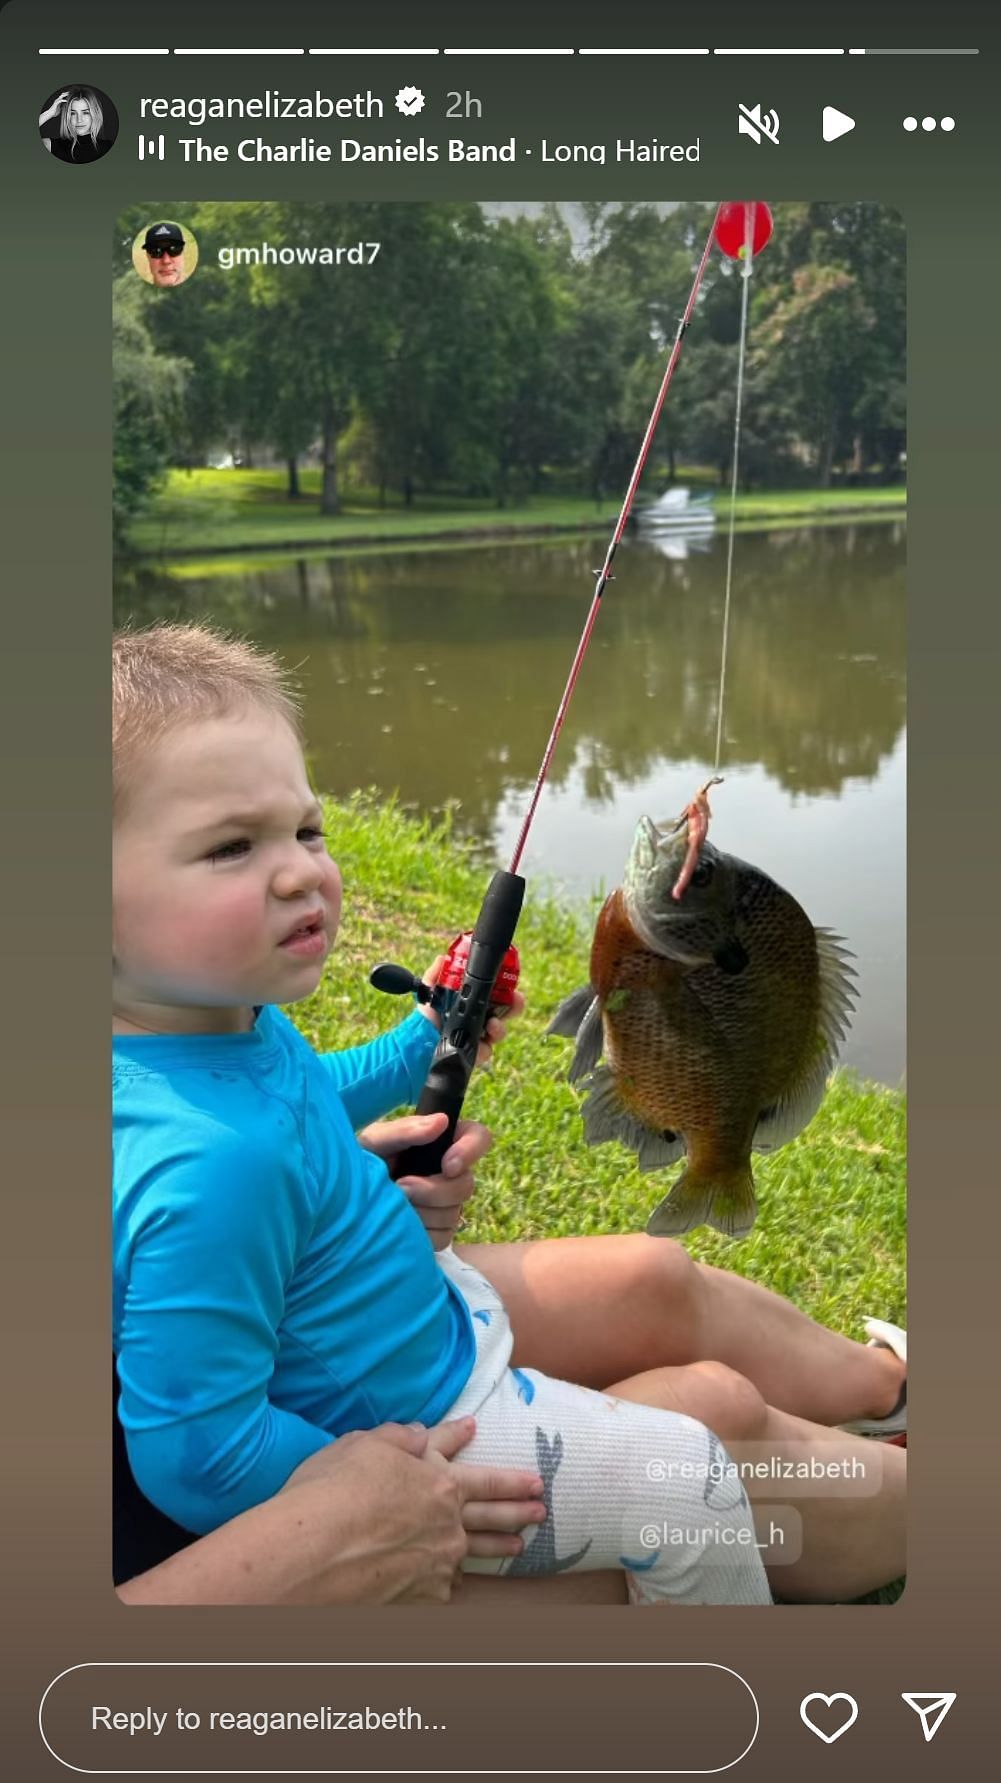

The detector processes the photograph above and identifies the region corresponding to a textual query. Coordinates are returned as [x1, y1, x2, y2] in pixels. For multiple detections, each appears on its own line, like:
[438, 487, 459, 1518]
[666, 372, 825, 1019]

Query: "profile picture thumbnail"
[38, 86, 119, 164]
[132, 221, 199, 290]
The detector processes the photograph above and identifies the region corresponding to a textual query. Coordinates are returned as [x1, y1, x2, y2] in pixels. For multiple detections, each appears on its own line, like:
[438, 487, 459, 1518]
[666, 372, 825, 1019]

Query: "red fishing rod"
[372, 201, 745, 1178]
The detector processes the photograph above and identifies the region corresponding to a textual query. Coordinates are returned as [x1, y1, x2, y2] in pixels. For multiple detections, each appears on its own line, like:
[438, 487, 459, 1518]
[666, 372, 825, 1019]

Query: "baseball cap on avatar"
[142, 221, 184, 251]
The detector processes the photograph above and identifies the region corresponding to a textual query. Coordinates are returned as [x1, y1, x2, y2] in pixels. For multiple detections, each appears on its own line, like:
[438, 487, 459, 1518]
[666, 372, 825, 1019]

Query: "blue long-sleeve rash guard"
[113, 1005, 476, 1534]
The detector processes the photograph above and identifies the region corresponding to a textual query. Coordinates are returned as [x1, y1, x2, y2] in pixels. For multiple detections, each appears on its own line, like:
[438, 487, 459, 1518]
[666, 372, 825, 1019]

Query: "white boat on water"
[635, 486, 716, 532]
[641, 529, 715, 562]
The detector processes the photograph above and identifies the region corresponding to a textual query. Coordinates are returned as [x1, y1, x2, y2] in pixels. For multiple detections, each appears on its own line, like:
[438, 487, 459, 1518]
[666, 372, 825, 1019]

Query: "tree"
[111, 198, 907, 516]
[241, 203, 398, 514]
[755, 266, 876, 484]
[112, 274, 189, 545]
[352, 203, 488, 504]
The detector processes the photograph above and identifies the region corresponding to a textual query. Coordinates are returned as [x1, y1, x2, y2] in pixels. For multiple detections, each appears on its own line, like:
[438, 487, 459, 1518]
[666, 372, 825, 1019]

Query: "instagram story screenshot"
[0, 0, 998, 1776]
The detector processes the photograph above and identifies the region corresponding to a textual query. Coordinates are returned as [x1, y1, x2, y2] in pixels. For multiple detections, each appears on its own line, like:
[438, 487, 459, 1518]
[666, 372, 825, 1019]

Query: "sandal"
[840, 1318, 907, 1439]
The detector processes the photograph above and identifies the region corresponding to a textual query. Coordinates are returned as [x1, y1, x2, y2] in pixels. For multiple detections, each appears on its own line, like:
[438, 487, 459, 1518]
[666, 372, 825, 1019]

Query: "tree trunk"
[320, 398, 339, 515]
[817, 430, 835, 489]
[403, 475, 414, 509]
[286, 456, 300, 500]
[667, 443, 677, 484]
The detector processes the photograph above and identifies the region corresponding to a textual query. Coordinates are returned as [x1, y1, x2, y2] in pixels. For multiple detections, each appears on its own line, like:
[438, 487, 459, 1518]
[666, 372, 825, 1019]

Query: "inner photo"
[111, 199, 906, 1609]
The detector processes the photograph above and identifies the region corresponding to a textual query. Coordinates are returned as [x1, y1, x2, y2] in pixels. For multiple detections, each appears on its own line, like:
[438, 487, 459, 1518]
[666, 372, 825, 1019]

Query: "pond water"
[117, 519, 905, 1085]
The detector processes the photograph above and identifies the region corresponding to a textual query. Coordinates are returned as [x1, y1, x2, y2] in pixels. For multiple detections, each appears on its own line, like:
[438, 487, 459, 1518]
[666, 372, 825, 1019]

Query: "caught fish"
[547, 800, 855, 1240]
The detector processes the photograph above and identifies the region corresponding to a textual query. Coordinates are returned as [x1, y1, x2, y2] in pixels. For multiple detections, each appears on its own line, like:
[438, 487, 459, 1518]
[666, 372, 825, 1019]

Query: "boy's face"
[113, 708, 342, 1034]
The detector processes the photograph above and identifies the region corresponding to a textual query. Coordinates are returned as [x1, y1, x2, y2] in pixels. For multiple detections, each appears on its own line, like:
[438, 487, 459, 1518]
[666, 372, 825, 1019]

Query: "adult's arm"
[117, 1423, 465, 1604]
[38, 93, 68, 128]
[117, 1419, 544, 1605]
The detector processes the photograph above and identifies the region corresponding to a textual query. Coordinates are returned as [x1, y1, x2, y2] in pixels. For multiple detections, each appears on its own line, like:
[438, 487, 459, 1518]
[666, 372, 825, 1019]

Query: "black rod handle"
[393, 869, 525, 1179]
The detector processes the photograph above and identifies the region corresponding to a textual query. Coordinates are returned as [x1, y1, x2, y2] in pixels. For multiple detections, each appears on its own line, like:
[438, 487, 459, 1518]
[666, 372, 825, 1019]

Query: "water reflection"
[116, 521, 905, 1082]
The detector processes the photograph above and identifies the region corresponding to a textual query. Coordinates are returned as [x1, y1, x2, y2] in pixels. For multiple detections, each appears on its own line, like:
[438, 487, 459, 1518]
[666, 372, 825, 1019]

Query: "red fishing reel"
[434, 930, 520, 1023]
[369, 934, 520, 1024]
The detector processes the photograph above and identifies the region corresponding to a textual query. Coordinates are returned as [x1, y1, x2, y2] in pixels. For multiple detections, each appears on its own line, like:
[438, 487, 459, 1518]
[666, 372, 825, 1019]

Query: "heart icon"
[799, 1693, 859, 1743]
[395, 86, 425, 117]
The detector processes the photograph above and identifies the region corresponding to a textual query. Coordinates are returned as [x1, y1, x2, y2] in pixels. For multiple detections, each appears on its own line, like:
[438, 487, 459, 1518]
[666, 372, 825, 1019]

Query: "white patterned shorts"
[437, 1247, 771, 1606]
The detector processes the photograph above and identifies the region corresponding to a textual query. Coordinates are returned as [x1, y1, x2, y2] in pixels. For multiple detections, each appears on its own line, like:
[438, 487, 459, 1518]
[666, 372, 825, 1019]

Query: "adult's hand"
[277, 1420, 474, 1603]
[118, 1417, 542, 1605]
[357, 1112, 491, 1248]
[301, 1419, 543, 1567]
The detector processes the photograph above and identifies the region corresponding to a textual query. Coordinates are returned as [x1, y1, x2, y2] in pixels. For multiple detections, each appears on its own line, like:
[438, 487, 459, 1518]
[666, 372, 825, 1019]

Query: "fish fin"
[580, 1067, 686, 1169]
[546, 984, 593, 1039]
[546, 986, 604, 1082]
[751, 1065, 828, 1153]
[752, 930, 857, 1154]
[568, 998, 604, 1083]
[636, 1124, 687, 1172]
[646, 1164, 757, 1241]
[814, 928, 858, 1057]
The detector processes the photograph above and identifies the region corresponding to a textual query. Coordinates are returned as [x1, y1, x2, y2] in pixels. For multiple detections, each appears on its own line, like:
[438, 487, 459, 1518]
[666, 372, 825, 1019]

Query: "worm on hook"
[671, 776, 724, 902]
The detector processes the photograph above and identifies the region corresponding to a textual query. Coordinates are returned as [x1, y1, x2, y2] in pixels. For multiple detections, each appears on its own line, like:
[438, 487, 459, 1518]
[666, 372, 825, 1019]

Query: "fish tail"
[646, 1165, 757, 1241]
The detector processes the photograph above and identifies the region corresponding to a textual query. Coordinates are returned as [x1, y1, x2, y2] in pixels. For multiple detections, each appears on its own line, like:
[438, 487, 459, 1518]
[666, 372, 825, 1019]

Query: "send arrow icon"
[823, 106, 856, 142]
[901, 1693, 957, 1742]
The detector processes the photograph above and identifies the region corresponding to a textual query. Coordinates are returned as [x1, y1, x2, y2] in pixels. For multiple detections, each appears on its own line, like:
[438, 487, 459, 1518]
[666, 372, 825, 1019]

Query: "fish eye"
[690, 861, 714, 889]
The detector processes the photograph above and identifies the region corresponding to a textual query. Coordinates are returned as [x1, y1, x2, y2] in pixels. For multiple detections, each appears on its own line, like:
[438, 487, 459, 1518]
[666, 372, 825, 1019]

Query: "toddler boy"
[112, 622, 771, 1607]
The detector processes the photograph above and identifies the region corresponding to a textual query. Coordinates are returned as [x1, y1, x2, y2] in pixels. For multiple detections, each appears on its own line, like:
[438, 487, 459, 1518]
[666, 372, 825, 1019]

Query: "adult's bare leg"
[606, 1361, 906, 1602]
[458, 1235, 903, 1427]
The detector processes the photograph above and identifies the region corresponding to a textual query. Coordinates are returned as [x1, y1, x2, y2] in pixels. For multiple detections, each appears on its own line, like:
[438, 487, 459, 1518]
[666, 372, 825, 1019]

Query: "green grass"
[128, 468, 907, 560]
[296, 793, 906, 1341]
[715, 487, 906, 518]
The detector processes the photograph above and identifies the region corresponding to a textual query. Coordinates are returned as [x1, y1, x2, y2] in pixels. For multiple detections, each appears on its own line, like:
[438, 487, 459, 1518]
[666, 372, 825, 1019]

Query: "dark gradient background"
[1, 0, 998, 1776]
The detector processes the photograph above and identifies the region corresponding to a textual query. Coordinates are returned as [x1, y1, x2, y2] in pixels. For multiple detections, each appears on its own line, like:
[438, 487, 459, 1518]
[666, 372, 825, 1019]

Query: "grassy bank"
[157, 506, 901, 581]
[129, 468, 907, 560]
[303, 795, 906, 1340]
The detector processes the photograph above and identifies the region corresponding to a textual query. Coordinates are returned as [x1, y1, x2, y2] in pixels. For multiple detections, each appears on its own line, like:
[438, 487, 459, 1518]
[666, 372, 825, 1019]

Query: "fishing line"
[379, 201, 768, 1181]
[507, 202, 724, 877]
[713, 201, 757, 774]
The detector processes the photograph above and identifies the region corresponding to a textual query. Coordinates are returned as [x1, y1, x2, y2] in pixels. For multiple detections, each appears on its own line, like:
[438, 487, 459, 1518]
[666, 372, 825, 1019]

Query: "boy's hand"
[356, 1113, 491, 1248]
[420, 955, 526, 1065]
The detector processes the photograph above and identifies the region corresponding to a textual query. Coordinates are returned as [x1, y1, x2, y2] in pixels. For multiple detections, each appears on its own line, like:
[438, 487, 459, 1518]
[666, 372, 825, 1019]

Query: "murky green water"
[116, 520, 905, 1084]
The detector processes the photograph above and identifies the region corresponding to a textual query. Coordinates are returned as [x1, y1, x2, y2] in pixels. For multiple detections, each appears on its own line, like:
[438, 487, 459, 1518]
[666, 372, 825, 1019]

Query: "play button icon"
[823, 106, 856, 142]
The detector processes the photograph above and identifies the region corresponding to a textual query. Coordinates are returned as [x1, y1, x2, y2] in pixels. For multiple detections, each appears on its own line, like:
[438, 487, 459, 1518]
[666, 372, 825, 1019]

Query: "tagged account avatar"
[141, 221, 191, 288]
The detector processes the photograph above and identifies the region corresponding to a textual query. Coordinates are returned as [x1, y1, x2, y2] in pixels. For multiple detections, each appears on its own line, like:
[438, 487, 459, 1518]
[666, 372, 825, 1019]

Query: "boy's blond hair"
[113, 622, 302, 814]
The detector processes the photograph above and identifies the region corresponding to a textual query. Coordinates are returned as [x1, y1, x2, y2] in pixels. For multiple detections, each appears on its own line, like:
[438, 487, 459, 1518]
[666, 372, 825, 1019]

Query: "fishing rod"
[371, 200, 762, 1179]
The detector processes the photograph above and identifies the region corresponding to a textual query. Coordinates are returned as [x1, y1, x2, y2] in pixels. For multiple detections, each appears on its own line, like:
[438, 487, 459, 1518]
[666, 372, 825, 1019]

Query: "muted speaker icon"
[737, 103, 780, 146]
